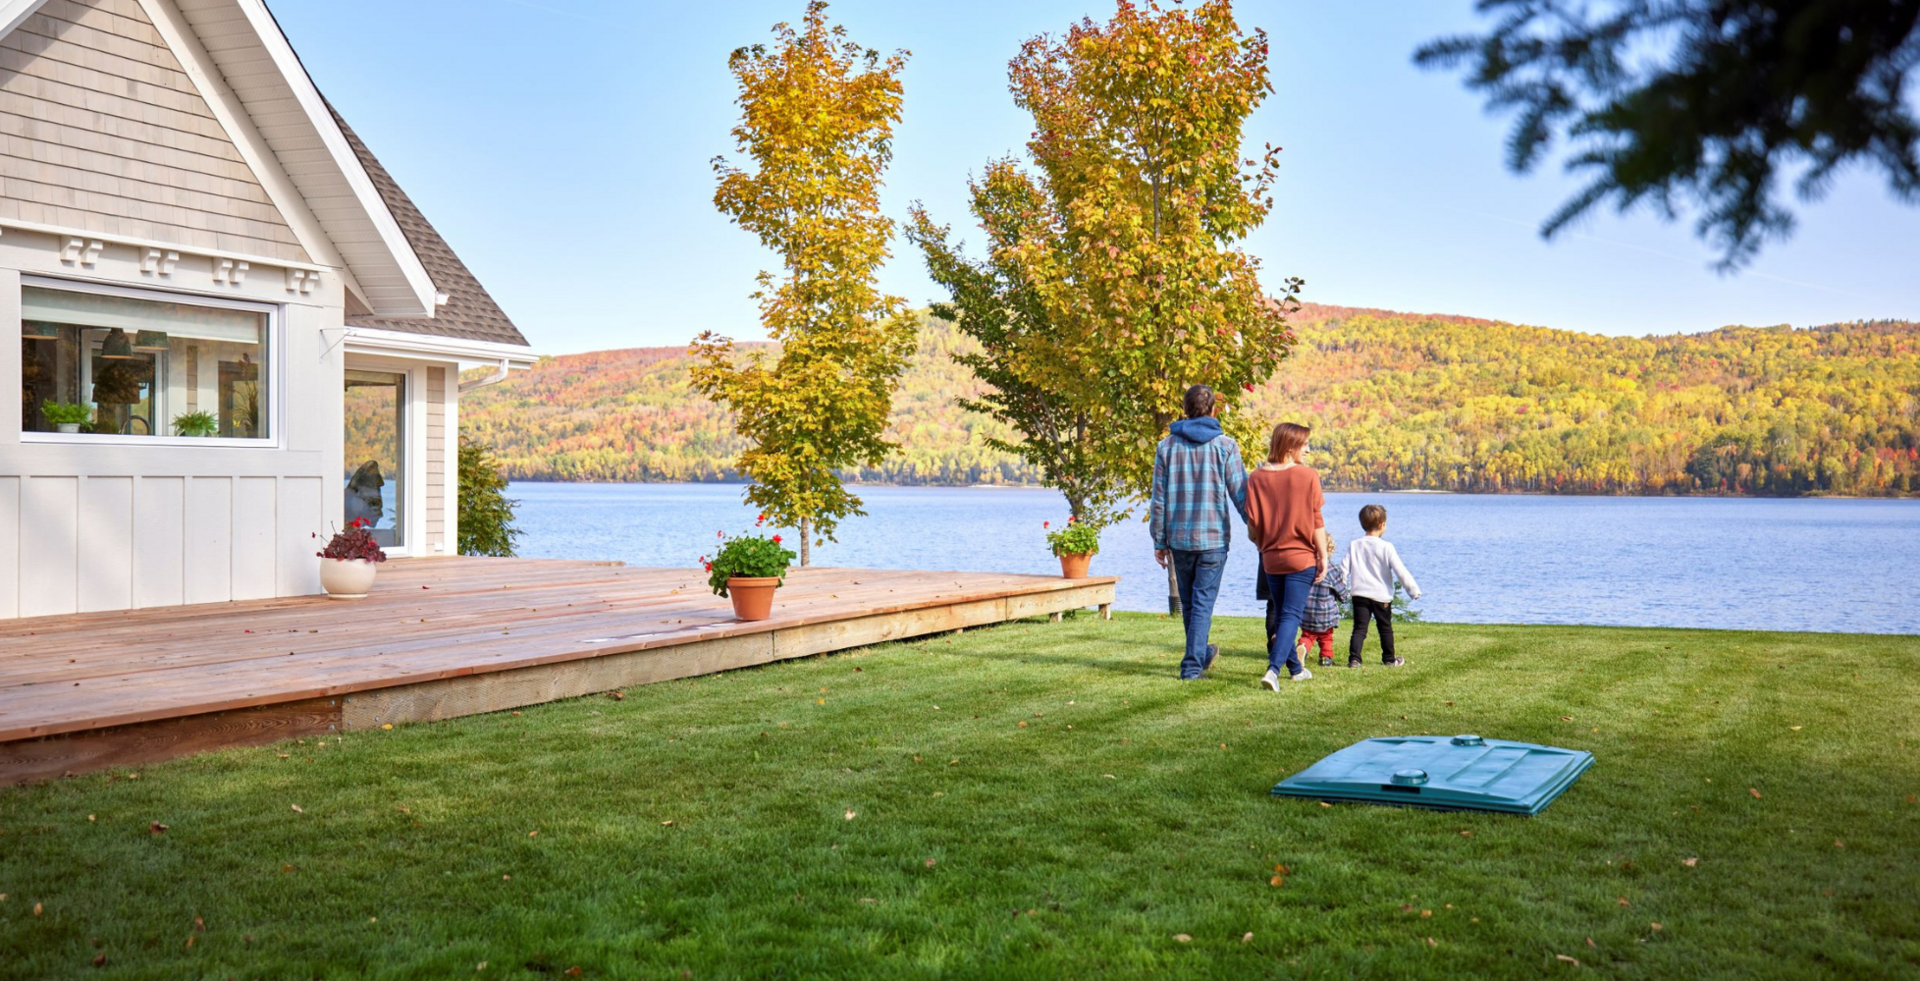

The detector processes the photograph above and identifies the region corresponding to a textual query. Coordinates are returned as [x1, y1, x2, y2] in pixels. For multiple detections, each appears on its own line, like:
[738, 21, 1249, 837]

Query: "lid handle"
[1451, 735, 1485, 746]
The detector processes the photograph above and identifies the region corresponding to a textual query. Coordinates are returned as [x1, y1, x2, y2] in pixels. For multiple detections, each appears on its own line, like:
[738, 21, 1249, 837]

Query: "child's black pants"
[1349, 596, 1395, 663]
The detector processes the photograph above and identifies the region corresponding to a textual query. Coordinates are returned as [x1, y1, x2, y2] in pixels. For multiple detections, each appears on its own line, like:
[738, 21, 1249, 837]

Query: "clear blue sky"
[272, 0, 1919, 355]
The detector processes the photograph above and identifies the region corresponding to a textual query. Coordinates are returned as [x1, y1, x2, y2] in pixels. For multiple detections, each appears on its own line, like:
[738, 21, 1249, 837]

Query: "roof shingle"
[331, 103, 528, 348]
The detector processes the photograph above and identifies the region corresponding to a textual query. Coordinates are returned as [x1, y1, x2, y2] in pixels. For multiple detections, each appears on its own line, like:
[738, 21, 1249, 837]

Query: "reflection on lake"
[509, 482, 1920, 635]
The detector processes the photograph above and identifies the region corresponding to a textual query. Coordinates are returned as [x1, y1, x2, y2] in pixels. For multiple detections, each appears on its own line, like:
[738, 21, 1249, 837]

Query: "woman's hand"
[1313, 564, 1326, 584]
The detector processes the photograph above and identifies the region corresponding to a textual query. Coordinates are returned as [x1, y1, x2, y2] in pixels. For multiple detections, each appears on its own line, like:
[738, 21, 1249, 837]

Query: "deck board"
[0, 558, 1116, 771]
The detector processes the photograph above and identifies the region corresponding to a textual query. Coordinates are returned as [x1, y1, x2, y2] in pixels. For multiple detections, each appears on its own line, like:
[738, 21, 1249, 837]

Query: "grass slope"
[3, 617, 1917, 979]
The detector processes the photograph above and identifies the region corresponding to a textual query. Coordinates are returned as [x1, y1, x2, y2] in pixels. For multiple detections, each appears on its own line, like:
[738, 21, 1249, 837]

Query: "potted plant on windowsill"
[1046, 516, 1100, 578]
[171, 410, 217, 437]
[41, 401, 91, 434]
[702, 521, 796, 621]
[316, 517, 387, 599]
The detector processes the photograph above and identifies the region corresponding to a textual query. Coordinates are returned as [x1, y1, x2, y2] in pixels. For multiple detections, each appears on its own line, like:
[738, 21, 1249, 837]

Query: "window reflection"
[343, 370, 406, 548]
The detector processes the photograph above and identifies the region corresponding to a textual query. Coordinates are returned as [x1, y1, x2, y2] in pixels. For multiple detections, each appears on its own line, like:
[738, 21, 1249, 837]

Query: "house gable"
[0, 0, 309, 263]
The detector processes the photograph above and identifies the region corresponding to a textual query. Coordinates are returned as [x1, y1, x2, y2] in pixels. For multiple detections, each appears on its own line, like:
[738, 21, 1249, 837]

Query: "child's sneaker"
[1319, 655, 1333, 667]
[1385, 657, 1406, 667]
[1290, 667, 1314, 681]
[1261, 669, 1281, 691]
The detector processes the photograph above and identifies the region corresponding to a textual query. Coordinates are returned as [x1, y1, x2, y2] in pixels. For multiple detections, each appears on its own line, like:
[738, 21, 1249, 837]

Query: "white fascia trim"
[339, 325, 538, 367]
[135, 0, 356, 289]
[0, 0, 50, 39]
[234, 0, 439, 318]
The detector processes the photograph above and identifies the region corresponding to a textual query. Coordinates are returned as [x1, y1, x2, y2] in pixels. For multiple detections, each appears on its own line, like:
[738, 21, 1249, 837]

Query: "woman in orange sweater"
[1244, 421, 1329, 690]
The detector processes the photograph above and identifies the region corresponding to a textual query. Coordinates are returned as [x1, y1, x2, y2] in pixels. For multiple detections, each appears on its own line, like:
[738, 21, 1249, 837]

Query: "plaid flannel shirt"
[1301, 565, 1349, 633]
[1149, 428, 1250, 552]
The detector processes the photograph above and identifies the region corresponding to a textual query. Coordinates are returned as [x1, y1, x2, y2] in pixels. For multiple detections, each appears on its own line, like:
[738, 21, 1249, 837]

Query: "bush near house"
[457, 434, 519, 557]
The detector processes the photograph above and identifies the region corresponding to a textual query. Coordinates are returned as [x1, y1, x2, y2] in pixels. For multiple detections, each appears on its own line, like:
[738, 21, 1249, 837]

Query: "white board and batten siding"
[0, 244, 347, 619]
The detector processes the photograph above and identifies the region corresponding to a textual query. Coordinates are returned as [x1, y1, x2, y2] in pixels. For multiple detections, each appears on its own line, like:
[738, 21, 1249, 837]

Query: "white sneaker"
[1291, 668, 1314, 681]
[1261, 669, 1280, 691]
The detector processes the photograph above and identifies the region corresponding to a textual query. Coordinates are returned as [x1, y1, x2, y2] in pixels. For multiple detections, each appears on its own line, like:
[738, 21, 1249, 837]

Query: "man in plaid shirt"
[1151, 384, 1250, 680]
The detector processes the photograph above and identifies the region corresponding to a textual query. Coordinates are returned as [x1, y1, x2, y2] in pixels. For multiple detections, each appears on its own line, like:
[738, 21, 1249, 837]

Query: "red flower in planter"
[772, 535, 783, 544]
[317, 521, 387, 563]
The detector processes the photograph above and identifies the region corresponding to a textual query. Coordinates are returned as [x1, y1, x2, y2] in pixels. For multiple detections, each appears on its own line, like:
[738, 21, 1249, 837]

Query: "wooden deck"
[0, 558, 1116, 783]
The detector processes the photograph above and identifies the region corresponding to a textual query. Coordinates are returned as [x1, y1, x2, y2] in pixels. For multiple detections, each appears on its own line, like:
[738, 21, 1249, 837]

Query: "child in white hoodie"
[1341, 503, 1420, 668]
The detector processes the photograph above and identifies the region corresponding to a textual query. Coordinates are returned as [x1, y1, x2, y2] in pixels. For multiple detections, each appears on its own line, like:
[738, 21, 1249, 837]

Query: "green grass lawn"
[3, 614, 1917, 980]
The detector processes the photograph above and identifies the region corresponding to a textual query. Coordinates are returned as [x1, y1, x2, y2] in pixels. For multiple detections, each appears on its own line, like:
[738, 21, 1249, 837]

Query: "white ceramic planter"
[319, 558, 378, 599]
[55, 423, 79, 434]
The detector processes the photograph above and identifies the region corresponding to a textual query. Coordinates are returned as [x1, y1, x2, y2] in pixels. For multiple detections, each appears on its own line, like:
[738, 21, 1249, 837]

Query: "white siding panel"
[232, 475, 274, 600]
[183, 476, 231, 604]
[276, 476, 321, 597]
[0, 476, 18, 618]
[21, 476, 79, 617]
[77, 475, 133, 612]
[134, 475, 185, 608]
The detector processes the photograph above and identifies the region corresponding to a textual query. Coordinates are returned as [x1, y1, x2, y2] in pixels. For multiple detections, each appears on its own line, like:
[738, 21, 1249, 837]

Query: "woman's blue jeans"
[1264, 566, 1317, 677]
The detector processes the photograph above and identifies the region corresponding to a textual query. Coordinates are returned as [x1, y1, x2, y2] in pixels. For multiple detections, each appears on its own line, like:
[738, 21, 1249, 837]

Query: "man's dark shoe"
[1347, 658, 1362, 669]
[1385, 657, 1406, 667]
[1200, 643, 1220, 676]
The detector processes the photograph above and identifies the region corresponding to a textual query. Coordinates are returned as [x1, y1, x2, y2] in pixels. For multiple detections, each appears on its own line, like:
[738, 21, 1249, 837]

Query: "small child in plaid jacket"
[1260, 531, 1349, 666]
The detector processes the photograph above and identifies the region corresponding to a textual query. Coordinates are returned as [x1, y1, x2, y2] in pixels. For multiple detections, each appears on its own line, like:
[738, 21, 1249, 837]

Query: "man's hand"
[1154, 549, 1170, 569]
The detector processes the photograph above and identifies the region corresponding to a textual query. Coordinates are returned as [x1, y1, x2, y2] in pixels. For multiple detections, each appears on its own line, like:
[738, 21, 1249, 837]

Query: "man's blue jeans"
[1171, 548, 1228, 679]
[1264, 566, 1317, 678]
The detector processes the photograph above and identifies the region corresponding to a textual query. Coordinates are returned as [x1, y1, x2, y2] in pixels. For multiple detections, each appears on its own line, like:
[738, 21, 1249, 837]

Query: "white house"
[0, 0, 533, 619]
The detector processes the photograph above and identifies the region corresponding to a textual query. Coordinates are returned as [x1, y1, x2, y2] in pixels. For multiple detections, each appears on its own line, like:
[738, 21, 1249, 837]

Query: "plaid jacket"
[1302, 565, 1350, 633]
[1149, 419, 1250, 552]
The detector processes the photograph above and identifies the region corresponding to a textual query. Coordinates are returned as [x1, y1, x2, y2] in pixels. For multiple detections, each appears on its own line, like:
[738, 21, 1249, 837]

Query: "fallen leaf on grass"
[1421, 910, 1432, 918]
[1242, 932, 1254, 943]
[1586, 937, 1596, 947]
[290, 804, 303, 814]
[1427, 937, 1438, 948]
[1748, 788, 1763, 800]
[1682, 857, 1699, 867]
[859, 897, 877, 904]
[1319, 802, 1333, 808]
[1459, 830, 1473, 837]
[1103, 774, 1115, 780]
[1560, 716, 1573, 722]
[1173, 934, 1192, 943]
[1790, 726, 1802, 731]
[33, 902, 42, 915]
[924, 859, 936, 868]
[92, 954, 105, 967]
[660, 820, 673, 827]
[845, 809, 857, 820]
[1269, 875, 1284, 887]
[1617, 897, 1631, 907]
[149, 822, 168, 835]
[1834, 839, 1845, 849]
[281, 864, 295, 873]
[1017, 721, 1027, 728]
[528, 830, 538, 838]
[565, 968, 582, 977]
[194, 917, 204, 932]
[1555, 954, 1580, 966]
[609, 691, 624, 701]
[1650, 922, 1663, 931]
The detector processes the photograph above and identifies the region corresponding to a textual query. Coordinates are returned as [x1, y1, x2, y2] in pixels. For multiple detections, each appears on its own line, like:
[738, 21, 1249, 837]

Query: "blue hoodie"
[1150, 416, 1249, 551]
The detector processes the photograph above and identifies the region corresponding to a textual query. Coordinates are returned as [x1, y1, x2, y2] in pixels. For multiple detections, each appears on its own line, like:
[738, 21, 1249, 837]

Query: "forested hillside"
[460, 305, 1920, 496]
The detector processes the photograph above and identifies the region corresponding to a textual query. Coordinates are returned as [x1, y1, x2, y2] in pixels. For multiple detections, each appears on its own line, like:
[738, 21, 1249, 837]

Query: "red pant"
[1298, 628, 1336, 660]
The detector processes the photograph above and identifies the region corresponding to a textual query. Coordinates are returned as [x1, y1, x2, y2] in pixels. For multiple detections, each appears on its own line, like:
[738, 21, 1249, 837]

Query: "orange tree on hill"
[987, 0, 1302, 514]
[691, 1, 916, 566]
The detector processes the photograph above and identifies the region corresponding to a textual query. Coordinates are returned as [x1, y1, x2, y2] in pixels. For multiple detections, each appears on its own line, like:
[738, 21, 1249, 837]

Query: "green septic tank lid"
[1272, 735, 1593, 816]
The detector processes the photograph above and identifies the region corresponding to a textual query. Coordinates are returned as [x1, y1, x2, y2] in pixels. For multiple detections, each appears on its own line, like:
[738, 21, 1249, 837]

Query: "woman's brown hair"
[1268, 422, 1311, 463]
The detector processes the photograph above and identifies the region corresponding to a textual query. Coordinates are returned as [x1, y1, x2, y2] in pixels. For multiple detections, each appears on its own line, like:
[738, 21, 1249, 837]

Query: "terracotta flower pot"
[319, 558, 378, 599]
[1058, 552, 1093, 579]
[727, 576, 781, 621]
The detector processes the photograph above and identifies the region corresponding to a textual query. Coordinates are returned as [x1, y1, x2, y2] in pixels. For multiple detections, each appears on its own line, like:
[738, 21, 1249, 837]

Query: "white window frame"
[17, 276, 283, 448]
[341, 354, 428, 558]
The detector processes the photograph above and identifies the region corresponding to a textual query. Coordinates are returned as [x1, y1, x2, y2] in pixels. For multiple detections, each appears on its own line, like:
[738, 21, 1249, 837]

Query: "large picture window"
[18, 284, 271, 440]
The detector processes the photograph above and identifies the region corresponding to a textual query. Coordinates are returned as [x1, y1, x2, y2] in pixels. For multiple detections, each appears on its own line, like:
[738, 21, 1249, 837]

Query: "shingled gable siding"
[0, 0, 310, 262]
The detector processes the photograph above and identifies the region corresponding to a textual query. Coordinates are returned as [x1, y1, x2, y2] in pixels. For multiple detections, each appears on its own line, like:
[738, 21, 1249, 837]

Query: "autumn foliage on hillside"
[460, 307, 1920, 497]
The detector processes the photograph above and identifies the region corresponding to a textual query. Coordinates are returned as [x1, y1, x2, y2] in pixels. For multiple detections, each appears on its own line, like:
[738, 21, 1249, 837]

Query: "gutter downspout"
[458, 358, 511, 393]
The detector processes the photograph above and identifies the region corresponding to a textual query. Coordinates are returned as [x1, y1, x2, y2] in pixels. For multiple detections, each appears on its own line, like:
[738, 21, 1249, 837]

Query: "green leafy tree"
[995, 0, 1302, 506]
[457, 434, 520, 557]
[1417, 0, 1920, 269]
[691, 1, 915, 566]
[907, 165, 1131, 529]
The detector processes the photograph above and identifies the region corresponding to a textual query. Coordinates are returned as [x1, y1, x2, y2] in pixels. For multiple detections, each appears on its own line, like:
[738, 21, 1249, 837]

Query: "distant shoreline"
[501, 479, 1916, 502]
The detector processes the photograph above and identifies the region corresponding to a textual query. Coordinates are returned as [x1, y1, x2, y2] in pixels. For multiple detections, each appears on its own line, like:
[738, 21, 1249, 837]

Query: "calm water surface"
[509, 482, 1920, 635]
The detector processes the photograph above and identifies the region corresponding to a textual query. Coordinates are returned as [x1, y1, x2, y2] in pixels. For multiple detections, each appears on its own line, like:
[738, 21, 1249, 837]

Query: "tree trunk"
[799, 516, 811, 567]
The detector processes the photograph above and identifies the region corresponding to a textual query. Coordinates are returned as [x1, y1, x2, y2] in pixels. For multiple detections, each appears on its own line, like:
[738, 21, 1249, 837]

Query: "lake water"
[508, 482, 1920, 635]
